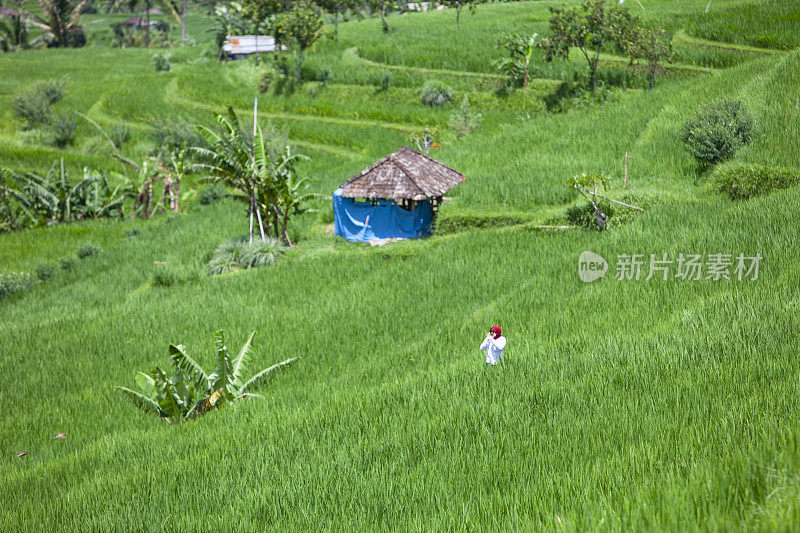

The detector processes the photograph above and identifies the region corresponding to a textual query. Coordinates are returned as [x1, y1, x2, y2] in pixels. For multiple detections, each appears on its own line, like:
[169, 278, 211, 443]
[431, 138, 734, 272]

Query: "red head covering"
[490, 325, 501, 339]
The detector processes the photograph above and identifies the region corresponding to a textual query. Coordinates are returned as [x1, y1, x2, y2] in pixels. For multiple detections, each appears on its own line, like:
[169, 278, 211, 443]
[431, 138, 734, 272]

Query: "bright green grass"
[1, 187, 799, 529]
[2, 4, 800, 527]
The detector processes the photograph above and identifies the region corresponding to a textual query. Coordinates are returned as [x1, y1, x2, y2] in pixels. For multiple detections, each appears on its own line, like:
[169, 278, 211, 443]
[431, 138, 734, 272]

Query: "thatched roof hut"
[333, 147, 464, 243]
[339, 146, 464, 201]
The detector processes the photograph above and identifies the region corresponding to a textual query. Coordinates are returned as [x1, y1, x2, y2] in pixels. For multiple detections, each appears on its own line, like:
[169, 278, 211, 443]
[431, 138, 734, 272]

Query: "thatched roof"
[340, 146, 464, 201]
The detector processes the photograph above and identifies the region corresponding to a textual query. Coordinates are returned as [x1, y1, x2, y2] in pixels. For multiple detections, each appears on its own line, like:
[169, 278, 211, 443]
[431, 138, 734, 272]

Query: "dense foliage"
[682, 99, 755, 166]
[115, 330, 299, 423]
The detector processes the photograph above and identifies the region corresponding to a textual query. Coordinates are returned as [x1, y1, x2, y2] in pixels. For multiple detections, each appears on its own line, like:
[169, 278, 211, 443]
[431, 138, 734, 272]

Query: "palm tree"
[193, 107, 268, 243]
[0, 2, 30, 51]
[114, 330, 299, 424]
[194, 108, 315, 246]
[32, 0, 88, 47]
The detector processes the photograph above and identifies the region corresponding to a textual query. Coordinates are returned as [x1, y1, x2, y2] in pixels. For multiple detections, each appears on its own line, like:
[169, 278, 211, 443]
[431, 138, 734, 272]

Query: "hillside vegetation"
[2, 0, 800, 529]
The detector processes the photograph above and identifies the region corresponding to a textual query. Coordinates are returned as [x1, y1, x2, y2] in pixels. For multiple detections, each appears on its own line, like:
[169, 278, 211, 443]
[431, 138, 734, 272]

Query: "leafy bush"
[77, 242, 101, 259]
[13, 91, 52, 129]
[207, 239, 286, 275]
[376, 72, 392, 92]
[682, 99, 755, 166]
[46, 113, 76, 148]
[239, 238, 287, 268]
[199, 184, 226, 205]
[448, 96, 482, 139]
[36, 81, 65, 104]
[151, 264, 201, 288]
[59, 258, 76, 270]
[114, 330, 299, 424]
[0, 272, 35, 300]
[303, 81, 324, 98]
[151, 118, 204, 155]
[153, 52, 171, 72]
[565, 201, 616, 229]
[421, 80, 453, 106]
[35, 263, 56, 281]
[715, 163, 800, 200]
[207, 239, 247, 275]
[259, 69, 275, 93]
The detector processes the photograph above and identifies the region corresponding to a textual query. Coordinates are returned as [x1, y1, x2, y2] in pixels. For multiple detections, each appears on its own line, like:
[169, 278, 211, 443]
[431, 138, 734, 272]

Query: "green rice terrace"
[1, 0, 800, 529]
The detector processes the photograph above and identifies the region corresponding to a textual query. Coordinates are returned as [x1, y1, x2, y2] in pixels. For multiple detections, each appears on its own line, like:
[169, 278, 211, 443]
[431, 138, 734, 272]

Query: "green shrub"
[207, 239, 286, 275]
[682, 99, 755, 166]
[59, 258, 76, 271]
[239, 238, 287, 268]
[259, 69, 275, 93]
[565, 201, 616, 229]
[0, 272, 35, 299]
[126, 228, 140, 239]
[376, 72, 392, 92]
[715, 163, 800, 200]
[207, 239, 247, 275]
[77, 242, 101, 259]
[35, 81, 65, 104]
[114, 329, 299, 423]
[199, 184, 226, 205]
[304, 81, 324, 98]
[151, 264, 201, 287]
[35, 263, 56, 281]
[13, 91, 52, 129]
[421, 80, 453, 106]
[46, 113, 76, 148]
[151, 118, 204, 155]
[320, 67, 332, 86]
[153, 52, 171, 72]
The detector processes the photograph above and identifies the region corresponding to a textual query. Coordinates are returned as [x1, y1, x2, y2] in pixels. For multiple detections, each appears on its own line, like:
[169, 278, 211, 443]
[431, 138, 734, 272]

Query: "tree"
[210, 2, 251, 52]
[194, 108, 267, 243]
[0, 2, 31, 52]
[440, 0, 480, 30]
[365, 0, 395, 33]
[32, 0, 88, 47]
[271, 0, 324, 85]
[240, 0, 287, 27]
[193, 107, 314, 246]
[539, 0, 636, 93]
[316, 0, 360, 38]
[115, 330, 299, 424]
[495, 32, 538, 88]
[625, 26, 673, 89]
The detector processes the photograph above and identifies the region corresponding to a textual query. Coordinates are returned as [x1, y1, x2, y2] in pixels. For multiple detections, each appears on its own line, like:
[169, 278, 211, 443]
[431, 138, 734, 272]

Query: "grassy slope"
[2, 0, 800, 529]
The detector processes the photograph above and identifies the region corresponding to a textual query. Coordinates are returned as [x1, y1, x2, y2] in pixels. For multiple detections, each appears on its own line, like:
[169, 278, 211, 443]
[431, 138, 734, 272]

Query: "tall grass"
[1, 1, 800, 529]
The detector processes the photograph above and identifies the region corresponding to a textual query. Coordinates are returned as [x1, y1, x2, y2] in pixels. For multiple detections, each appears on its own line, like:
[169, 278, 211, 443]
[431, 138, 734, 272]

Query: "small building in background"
[122, 17, 158, 29]
[333, 146, 465, 243]
[222, 35, 280, 59]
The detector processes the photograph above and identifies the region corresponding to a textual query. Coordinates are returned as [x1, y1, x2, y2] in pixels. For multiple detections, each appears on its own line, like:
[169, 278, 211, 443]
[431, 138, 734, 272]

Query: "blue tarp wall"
[333, 188, 433, 242]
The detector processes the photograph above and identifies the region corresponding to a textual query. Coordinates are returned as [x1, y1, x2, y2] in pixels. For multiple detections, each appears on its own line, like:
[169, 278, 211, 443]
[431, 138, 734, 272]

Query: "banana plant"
[115, 330, 299, 424]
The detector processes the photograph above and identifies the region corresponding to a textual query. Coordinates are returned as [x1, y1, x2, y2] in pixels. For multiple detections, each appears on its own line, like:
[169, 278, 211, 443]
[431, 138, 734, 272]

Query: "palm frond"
[237, 357, 300, 395]
[114, 386, 164, 417]
[208, 330, 234, 401]
[231, 330, 256, 388]
[169, 343, 210, 392]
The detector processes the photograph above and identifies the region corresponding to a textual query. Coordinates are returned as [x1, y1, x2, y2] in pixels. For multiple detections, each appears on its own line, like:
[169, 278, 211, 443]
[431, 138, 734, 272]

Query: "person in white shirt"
[480, 325, 506, 365]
